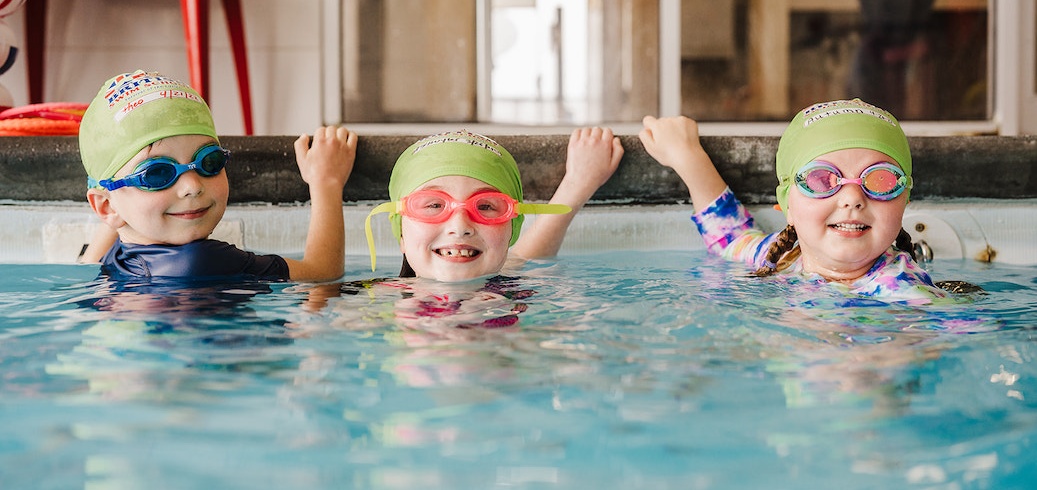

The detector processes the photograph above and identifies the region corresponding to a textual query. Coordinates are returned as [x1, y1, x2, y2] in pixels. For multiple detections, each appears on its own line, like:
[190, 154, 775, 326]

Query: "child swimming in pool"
[639, 98, 948, 302]
[365, 127, 623, 281]
[78, 70, 356, 282]
[300, 128, 622, 332]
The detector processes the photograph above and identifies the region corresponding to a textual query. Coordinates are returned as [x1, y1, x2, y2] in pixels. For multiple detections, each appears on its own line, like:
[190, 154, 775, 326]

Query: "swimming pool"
[1, 250, 1034, 489]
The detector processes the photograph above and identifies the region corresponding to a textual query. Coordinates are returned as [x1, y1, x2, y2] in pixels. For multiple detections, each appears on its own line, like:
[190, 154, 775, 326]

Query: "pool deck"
[1, 134, 1035, 265]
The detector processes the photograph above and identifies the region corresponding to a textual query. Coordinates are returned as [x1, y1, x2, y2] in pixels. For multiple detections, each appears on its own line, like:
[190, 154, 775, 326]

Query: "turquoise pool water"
[1, 251, 1035, 489]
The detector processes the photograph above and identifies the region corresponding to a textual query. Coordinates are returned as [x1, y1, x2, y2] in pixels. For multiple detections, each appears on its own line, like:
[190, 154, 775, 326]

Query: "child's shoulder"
[106, 239, 288, 280]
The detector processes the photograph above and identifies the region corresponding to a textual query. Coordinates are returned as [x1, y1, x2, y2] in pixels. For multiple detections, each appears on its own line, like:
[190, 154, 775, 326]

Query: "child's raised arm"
[510, 127, 622, 259]
[286, 126, 358, 282]
[639, 115, 728, 213]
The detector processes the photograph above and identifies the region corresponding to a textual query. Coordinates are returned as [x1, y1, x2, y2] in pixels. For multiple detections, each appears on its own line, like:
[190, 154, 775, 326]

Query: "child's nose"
[836, 182, 866, 208]
[444, 207, 475, 235]
[174, 170, 205, 197]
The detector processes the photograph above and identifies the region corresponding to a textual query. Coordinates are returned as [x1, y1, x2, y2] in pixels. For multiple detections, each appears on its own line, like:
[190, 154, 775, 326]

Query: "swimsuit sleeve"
[690, 187, 778, 268]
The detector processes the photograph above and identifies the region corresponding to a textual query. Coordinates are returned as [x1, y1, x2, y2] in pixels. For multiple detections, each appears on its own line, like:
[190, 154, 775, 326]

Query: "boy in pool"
[365, 127, 623, 281]
[638, 98, 948, 301]
[79, 70, 357, 282]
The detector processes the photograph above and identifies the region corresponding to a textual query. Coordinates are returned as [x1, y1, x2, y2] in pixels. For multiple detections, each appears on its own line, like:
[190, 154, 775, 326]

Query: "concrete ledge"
[1, 134, 1035, 204]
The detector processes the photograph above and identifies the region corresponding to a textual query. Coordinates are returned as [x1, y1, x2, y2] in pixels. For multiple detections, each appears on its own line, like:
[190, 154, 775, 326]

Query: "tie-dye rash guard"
[690, 188, 948, 303]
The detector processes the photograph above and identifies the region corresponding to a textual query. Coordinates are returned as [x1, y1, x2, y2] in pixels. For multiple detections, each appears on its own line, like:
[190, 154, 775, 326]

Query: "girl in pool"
[639, 99, 948, 302]
[300, 127, 622, 331]
[365, 127, 622, 281]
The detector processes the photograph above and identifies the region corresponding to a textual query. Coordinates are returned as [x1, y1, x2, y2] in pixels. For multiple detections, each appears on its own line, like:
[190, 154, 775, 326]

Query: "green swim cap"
[387, 130, 525, 245]
[775, 99, 911, 213]
[80, 70, 218, 186]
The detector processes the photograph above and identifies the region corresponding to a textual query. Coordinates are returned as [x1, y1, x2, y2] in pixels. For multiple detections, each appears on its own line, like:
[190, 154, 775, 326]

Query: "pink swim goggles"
[795, 161, 912, 201]
[364, 189, 571, 270]
[395, 190, 550, 225]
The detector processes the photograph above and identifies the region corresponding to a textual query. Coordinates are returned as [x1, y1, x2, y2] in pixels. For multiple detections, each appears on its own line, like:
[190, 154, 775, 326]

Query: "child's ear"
[86, 189, 127, 230]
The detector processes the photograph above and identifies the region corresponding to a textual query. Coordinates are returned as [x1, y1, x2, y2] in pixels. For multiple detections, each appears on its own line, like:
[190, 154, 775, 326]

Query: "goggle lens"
[795, 161, 910, 201]
[401, 190, 517, 225]
[800, 166, 841, 197]
[140, 162, 178, 188]
[862, 165, 900, 195]
[99, 144, 228, 191]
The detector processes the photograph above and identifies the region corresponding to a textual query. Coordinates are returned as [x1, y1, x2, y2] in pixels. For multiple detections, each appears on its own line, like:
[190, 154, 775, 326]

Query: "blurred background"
[0, 0, 1033, 136]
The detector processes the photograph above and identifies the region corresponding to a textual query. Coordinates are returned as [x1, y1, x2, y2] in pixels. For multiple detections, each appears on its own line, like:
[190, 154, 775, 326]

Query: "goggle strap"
[97, 178, 126, 191]
[364, 201, 398, 271]
[516, 203, 572, 216]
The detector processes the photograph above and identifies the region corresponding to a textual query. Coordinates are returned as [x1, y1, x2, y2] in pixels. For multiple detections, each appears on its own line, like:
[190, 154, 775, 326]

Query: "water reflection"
[47, 276, 301, 401]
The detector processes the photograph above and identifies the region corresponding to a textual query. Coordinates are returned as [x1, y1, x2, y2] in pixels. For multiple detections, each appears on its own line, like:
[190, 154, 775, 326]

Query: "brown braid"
[751, 224, 799, 277]
[894, 228, 916, 261]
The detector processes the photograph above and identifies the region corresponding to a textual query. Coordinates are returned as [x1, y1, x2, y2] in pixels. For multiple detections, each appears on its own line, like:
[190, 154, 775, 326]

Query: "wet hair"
[751, 225, 918, 277]
[399, 255, 416, 278]
[894, 228, 917, 261]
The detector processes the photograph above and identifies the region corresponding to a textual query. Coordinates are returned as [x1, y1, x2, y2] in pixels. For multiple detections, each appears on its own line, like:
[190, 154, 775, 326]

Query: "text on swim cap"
[113, 90, 205, 123]
[411, 130, 503, 157]
[104, 72, 187, 107]
[803, 107, 897, 128]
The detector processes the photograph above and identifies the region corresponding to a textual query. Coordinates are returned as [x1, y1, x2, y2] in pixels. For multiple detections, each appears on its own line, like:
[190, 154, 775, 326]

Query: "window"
[336, 0, 1034, 134]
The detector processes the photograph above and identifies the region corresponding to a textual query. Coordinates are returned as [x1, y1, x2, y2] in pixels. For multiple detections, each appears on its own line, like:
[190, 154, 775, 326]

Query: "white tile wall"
[18, 201, 1037, 266]
[0, 0, 329, 135]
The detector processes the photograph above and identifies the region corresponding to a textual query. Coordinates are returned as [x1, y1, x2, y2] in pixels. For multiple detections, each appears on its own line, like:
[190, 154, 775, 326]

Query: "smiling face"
[786, 148, 908, 282]
[88, 134, 229, 246]
[398, 175, 514, 282]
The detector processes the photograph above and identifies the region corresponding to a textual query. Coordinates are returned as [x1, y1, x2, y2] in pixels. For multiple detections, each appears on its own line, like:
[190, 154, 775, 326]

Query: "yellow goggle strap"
[365, 201, 399, 272]
[516, 203, 572, 216]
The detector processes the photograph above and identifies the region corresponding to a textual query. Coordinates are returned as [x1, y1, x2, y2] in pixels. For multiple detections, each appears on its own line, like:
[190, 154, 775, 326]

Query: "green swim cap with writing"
[80, 70, 218, 186]
[387, 130, 525, 245]
[775, 98, 912, 213]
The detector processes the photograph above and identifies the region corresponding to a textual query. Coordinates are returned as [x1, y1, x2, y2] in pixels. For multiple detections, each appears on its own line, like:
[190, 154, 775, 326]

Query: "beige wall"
[1, 0, 326, 135]
[381, 0, 476, 121]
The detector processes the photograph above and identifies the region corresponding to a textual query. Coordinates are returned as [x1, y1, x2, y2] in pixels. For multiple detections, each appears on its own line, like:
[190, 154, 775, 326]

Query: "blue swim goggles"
[95, 144, 229, 191]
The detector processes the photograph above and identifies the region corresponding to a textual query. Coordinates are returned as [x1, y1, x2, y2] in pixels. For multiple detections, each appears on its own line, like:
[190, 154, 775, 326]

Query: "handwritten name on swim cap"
[801, 100, 898, 128]
[411, 130, 505, 158]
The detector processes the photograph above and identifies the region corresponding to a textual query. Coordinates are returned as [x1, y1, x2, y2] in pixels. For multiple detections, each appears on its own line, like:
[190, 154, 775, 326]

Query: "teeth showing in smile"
[830, 223, 868, 231]
[437, 248, 478, 258]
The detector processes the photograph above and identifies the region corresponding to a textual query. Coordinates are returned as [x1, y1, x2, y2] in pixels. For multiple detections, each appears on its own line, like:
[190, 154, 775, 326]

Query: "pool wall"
[1, 134, 1035, 265]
